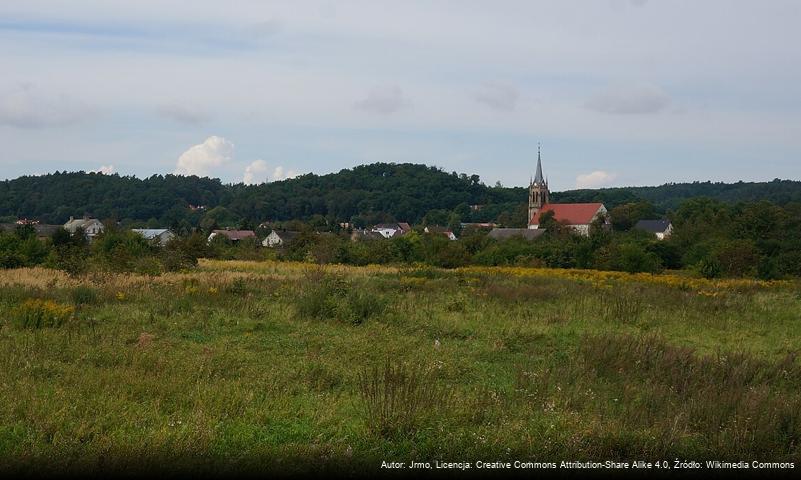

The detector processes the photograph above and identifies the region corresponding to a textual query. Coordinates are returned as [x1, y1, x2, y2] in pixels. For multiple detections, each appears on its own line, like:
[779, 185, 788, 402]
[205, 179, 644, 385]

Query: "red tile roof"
[530, 203, 605, 226]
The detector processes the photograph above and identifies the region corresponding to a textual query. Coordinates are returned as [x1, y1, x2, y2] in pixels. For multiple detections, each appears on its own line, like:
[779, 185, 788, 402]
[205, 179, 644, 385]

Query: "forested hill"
[1, 163, 799, 227]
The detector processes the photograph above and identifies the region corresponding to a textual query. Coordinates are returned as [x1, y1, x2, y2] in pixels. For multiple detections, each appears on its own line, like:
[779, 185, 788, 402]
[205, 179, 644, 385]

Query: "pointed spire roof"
[534, 143, 545, 184]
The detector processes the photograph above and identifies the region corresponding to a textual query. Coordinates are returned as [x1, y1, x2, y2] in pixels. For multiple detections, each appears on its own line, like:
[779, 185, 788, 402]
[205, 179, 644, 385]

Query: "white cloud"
[174, 136, 234, 177]
[585, 83, 671, 114]
[243, 161, 298, 184]
[243, 159, 269, 185]
[157, 103, 210, 125]
[271, 166, 299, 181]
[0, 83, 90, 128]
[90, 165, 115, 175]
[355, 85, 409, 114]
[474, 82, 520, 111]
[576, 170, 618, 189]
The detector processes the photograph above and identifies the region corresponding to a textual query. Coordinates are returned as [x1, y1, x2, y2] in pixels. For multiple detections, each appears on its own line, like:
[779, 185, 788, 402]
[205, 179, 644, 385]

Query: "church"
[526, 146, 608, 236]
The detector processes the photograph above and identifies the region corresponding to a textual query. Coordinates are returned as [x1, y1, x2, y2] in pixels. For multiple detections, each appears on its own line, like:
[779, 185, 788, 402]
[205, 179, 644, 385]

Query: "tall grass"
[358, 359, 451, 438]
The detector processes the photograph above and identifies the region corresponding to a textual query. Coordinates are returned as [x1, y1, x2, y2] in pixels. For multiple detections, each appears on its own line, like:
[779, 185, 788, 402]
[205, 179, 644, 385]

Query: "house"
[525, 146, 608, 237]
[0, 223, 61, 240]
[487, 228, 547, 241]
[350, 229, 385, 241]
[132, 228, 175, 246]
[634, 219, 673, 240]
[263, 230, 301, 247]
[371, 223, 411, 239]
[64, 216, 105, 238]
[424, 226, 457, 240]
[207, 229, 257, 243]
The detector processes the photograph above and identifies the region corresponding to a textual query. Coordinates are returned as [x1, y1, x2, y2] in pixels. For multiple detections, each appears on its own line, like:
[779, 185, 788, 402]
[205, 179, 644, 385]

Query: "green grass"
[0, 261, 800, 475]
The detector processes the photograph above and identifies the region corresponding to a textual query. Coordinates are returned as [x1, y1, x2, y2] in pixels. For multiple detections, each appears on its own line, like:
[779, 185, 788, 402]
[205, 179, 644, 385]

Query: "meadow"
[0, 260, 799, 475]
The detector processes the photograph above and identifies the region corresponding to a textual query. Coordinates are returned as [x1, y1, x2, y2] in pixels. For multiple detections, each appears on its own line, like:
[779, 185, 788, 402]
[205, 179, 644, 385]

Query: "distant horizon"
[2, 162, 798, 192]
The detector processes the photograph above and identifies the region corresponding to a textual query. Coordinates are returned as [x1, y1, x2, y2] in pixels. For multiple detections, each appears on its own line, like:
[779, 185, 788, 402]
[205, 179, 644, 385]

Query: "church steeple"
[528, 143, 550, 227]
[534, 143, 545, 184]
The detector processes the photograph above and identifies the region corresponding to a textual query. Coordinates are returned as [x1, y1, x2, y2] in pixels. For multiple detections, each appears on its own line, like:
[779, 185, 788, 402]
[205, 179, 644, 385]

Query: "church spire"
[534, 143, 545, 184]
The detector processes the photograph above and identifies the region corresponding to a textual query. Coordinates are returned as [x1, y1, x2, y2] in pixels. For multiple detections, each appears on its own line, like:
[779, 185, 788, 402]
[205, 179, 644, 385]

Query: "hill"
[1, 164, 799, 227]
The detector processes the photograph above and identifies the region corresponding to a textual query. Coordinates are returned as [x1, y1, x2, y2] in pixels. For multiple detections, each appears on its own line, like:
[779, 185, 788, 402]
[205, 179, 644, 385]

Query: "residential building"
[208, 229, 257, 243]
[64, 216, 105, 238]
[263, 230, 301, 247]
[132, 228, 175, 246]
[634, 219, 673, 240]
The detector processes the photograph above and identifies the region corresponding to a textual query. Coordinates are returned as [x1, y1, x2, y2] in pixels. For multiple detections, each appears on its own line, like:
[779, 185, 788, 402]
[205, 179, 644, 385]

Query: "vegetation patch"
[9, 299, 74, 329]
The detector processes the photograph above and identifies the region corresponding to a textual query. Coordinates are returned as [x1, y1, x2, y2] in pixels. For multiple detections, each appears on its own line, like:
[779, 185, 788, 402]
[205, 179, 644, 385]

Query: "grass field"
[0, 260, 799, 475]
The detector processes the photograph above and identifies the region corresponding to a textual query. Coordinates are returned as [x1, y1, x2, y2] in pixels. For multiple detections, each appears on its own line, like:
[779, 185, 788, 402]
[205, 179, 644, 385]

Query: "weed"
[70, 286, 99, 306]
[10, 299, 74, 329]
[358, 359, 451, 438]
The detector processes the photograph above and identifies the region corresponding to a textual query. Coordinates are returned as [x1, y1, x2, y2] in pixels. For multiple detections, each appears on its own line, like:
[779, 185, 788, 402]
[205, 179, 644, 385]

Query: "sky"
[1, 0, 800, 191]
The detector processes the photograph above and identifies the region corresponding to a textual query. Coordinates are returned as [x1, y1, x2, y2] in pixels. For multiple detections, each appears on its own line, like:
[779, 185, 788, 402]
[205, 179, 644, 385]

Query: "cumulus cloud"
[243, 161, 298, 184]
[576, 170, 618, 189]
[474, 82, 520, 111]
[0, 83, 90, 128]
[243, 159, 269, 185]
[90, 165, 115, 175]
[355, 85, 409, 114]
[271, 166, 299, 181]
[174, 136, 234, 177]
[585, 83, 670, 114]
[157, 103, 210, 125]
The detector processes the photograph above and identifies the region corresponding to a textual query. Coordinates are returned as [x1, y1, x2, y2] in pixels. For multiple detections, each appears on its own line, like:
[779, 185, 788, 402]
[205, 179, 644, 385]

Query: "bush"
[345, 289, 386, 325]
[698, 256, 722, 279]
[11, 299, 74, 329]
[294, 274, 385, 324]
[358, 359, 450, 438]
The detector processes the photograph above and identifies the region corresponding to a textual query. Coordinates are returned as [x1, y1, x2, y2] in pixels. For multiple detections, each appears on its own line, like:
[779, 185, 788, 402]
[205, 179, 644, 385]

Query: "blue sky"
[1, 0, 800, 191]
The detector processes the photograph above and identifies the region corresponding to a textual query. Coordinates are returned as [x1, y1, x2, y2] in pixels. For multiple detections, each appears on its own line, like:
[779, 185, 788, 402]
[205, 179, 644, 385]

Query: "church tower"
[528, 144, 550, 226]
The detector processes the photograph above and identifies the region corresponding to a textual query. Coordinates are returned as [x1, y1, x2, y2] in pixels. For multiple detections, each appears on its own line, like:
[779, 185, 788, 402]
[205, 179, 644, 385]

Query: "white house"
[634, 219, 673, 240]
[64, 216, 105, 238]
[424, 226, 457, 240]
[132, 228, 175, 246]
[263, 230, 301, 247]
[371, 223, 411, 239]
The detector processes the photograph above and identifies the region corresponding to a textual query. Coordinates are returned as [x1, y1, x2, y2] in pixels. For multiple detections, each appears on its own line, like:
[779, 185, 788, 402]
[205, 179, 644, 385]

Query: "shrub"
[698, 256, 722, 279]
[11, 299, 74, 329]
[358, 359, 450, 438]
[294, 274, 385, 324]
[344, 289, 386, 325]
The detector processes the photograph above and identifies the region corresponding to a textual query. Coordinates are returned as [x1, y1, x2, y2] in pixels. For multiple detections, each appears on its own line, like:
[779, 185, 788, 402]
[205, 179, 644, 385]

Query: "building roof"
[64, 217, 103, 230]
[132, 229, 172, 240]
[352, 230, 385, 240]
[634, 219, 672, 233]
[397, 222, 412, 232]
[530, 203, 605, 226]
[488, 228, 547, 241]
[373, 223, 401, 230]
[211, 229, 256, 241]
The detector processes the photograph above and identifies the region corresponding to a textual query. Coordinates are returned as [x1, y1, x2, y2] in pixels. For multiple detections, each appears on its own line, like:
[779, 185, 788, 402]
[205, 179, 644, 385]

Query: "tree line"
[2, 164, 800, 230]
